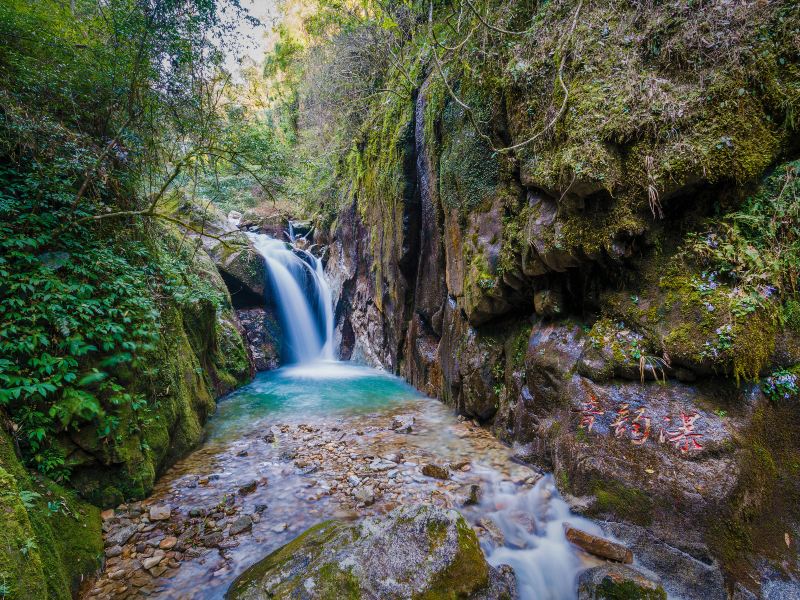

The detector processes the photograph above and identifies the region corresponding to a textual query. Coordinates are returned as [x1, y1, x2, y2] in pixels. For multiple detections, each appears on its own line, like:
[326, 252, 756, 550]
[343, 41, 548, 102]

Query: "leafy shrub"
[0, 0, 254, 480]
[687, 161, 799, 302]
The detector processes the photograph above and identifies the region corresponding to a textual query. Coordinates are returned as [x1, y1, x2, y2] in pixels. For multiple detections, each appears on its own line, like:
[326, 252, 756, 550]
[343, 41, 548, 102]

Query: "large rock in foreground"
[227, 504, 515, 599]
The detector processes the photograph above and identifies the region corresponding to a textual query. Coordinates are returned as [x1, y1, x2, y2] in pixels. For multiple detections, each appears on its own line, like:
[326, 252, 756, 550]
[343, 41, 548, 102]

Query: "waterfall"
[247, 233, 334, 364]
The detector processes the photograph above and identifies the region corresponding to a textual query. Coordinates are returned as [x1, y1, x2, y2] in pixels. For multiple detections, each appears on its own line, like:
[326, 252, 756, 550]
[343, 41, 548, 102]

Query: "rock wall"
[322, 1, 800, 595]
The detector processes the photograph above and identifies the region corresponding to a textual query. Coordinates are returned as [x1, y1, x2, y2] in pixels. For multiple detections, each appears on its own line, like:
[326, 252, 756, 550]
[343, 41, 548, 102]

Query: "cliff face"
[321, 1, 800, 595]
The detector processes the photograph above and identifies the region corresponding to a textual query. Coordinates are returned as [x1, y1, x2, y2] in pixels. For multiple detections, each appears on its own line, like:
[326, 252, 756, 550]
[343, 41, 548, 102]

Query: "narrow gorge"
[1, 0, 799, 599]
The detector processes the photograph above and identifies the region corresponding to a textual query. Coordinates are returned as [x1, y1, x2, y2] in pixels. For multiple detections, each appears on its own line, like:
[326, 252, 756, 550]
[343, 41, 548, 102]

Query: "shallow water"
[86, 362, 604, 600]
[209, 362, 415, 441]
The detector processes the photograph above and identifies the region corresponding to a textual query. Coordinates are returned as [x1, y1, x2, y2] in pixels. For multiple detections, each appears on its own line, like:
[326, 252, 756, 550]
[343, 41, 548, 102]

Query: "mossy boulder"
[226, 504, 515, 600]
[168, 196, 267, 307]
[0, 426, 103, 599]
[577, 564, 666, 600]
[59, 223, 252, 506]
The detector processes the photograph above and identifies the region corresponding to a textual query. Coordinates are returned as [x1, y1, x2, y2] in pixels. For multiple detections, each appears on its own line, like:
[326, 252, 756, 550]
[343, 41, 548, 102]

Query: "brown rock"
[421, 464, 450, 480]
[564, 524, 633, 564]
[238, 480, 258, 495]
[148, 505, 171, 521]
[101, 509, 115, 521]
[142, 554, 164, 570]
[158, 536, 177, 550]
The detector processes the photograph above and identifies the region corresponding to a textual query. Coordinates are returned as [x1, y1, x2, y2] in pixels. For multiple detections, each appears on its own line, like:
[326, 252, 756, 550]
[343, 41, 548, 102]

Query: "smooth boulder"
[226, 504, 515, 599]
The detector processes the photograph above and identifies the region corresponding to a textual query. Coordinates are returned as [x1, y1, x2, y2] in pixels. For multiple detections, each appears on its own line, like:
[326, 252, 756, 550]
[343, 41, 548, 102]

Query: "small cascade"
[247, 232, 334, 364]
[478, 474, 604, 599]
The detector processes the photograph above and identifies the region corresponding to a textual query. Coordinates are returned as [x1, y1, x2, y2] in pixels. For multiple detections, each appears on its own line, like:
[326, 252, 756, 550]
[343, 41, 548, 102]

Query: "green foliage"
[0, 0, 255, 480]
[196, 112, 295, 213]
[687, 161, 800, 301]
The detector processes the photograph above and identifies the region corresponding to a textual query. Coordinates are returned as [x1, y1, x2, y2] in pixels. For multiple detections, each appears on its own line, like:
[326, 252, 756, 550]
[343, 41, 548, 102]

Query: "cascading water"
[247, 232, 334, 364]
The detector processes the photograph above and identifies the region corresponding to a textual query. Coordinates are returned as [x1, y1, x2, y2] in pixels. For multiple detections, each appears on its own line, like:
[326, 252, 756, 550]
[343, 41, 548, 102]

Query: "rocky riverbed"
[82, 364, 625, 600]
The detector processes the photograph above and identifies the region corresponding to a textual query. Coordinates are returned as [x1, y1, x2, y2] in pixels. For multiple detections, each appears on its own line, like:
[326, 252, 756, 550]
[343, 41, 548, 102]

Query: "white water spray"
[247, 233, 334, 364]
[477, 474, 605, 599]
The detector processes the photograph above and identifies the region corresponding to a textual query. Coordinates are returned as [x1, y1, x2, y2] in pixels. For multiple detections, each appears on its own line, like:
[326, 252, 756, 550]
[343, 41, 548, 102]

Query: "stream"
[83, 234, 607, 600]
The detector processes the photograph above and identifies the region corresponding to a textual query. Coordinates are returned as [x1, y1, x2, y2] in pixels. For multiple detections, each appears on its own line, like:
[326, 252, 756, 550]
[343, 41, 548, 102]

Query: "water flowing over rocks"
[226, 505, 515, 600]
[83, 367, 634, 600]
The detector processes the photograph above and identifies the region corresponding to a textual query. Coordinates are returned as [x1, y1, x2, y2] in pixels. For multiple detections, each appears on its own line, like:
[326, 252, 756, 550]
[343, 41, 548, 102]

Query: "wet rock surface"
[577, 563, 666, 600]
[83, 392, 557, 600]
[235, 308, 280, 371]
[227, 504, 514, 599]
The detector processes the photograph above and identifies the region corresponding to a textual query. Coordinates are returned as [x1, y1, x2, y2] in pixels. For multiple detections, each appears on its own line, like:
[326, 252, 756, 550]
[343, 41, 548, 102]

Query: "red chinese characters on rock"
[665, 411, 704, 453]
[578, 392, 605, 432]
[630, 407, 652, 446]
[577, 394, 705, 454]
[610, 403, 630, 438]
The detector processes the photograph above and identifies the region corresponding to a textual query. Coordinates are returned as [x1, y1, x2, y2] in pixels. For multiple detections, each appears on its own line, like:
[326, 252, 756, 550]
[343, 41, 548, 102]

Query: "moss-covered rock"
[57, 221, 253, 506]
[226, 504, 514, 600]
[0, 426, 103, 600]
[577, 564, 666, 600]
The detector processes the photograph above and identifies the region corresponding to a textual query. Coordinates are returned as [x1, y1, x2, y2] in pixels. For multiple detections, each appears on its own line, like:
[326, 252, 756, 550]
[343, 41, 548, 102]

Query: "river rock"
[390, 415, 415, 433]
[105, 525, 137, 548]
[464, 484, 482, 506]
[238, 480, 258, 495]
[565, 525, 633, 564]
[202, 532, 224, 547]
[159, 536, 177, 550]
[353, 486, 375, 506]
[230, 515, 253, 536]
[422, 463, 450, 480]
[142, 552, 165, 570]
[149, 505, 171, 521]
[577, 564, 665, 600]
[226, 504, 514, 599]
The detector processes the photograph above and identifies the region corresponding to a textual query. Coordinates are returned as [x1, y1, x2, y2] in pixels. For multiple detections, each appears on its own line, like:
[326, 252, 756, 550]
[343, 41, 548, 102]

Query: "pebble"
[238, 480, 258, 495]
[158, 537, 177, 550]
[105, 525, 137, 548]
[142, 556, 163, 570]
[148, 506, 171, 521]
[230, 516, 253, 536]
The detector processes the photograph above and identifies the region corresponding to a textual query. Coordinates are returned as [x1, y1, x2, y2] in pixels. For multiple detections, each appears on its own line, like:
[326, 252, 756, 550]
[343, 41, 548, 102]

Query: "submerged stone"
[421, 463, 450, 480]
[226, 504, 515, 599]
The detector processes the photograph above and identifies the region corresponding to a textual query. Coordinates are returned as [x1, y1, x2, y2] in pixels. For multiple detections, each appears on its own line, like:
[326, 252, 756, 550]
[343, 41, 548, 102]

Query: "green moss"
[0, 466, 47, 600]
[0, 428, 102, 600]
[590, 480, 653, 526]
[313, 563, 361, 600]
[706, 401, 800, 584]
[784, 299, 800, 332]
[594, 577, 667, 600]
[419, 519, 490, 600]
[228, 520, 349, 599]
